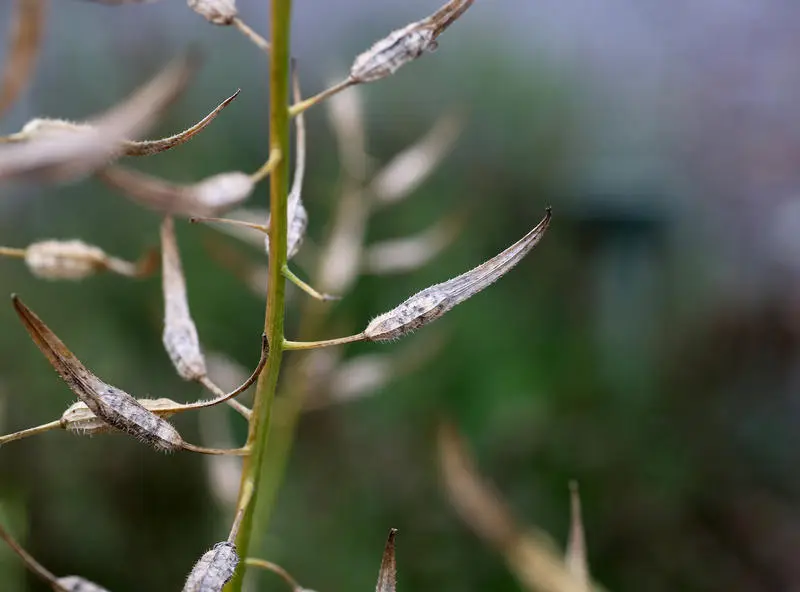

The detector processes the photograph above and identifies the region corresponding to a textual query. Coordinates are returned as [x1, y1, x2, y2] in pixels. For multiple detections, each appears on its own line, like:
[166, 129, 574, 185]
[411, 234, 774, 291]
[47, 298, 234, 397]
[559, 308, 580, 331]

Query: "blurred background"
[3, 0, 800, 590]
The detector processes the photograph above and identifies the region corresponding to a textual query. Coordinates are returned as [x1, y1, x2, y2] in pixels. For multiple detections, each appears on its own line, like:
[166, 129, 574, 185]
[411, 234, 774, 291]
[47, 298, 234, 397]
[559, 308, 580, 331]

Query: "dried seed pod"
[375, 529, 398, 592]
[437, 422, 598, 592]
[369, 112, 462, 206]
[0, 53, 198, 183]
[0, 0, 46, 117]
[60, 397, 180, 436]
[566, 482, 590, 590]
[0, 392, 252, 447]
[0, 521, 111, 592]
[363, 209, 551, 341]
[289, 0, 473, 116]
[188, 0, 237, 25]
[1, 239, 155, 280]
[57, 576, 113, 592]
[363, 213, 464, 276]
[284, 211, 552, 351]
[183, 542, 239, 592]
[161, 216, 206, 380]
[265, 70, 308, 260]
[161, 217, 268, 417]
[98, 166, 254, 218]
[3, 90, 239, 156]
[11, 296, 251, 454]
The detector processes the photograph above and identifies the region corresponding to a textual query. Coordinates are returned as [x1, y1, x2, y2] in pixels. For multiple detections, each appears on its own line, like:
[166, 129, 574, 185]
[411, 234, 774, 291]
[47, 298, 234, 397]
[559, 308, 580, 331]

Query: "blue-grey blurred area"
[2, 0, 800, 590]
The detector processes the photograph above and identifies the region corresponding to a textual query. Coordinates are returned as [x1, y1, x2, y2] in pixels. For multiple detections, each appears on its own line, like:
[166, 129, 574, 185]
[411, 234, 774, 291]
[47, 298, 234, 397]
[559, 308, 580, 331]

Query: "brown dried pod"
[0, 240, 156, 280]
[375, 529, 398, 592]
[183, 542, 239, 592]
[0, 53, 198, 183]
[98, 166, 255, 218]
[188, 0, 237, 25]
[437, 422, 600, 592]
[0, 521, 111, 592]
[0, 0, 46, 117]
[3, 90, 239, 157]
[11, 296, 254, 454]
[284, 209, 551, 350]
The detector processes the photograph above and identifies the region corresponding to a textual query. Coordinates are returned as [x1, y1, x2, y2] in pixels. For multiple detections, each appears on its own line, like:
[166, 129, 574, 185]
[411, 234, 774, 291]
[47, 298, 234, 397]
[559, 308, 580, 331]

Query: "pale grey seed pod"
[25, 240, 106, 280]
[60, 402, 113, 436]
[192, 172, 254, 212]
[565, 481, 589, 589]
[99, 167, 254, 218]
[349, 0, 474, 84]
[57, 576, 112, 592]
[265, 70, 308, 260]
[19, 239, 155, 280]
[183, 542, 239, 592]
[161, 217, 206, 381]
[188, 0, 237, 25]
[375, 529, 398, 592]
[364, 210, 551, 341]
[350, 24, 437, 83]
[369, 112, 462, 206]
[60, 398, 181, 436]
[364, 213, 463, 276]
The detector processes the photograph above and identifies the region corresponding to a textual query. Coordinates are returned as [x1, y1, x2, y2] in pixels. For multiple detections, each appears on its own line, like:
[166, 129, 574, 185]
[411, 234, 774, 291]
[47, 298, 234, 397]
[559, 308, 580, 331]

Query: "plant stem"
[226, 1, 292, 589]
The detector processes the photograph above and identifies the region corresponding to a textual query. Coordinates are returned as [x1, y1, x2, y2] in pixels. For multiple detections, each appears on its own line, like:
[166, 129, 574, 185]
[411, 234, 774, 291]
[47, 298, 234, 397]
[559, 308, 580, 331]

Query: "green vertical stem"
[226, 0, 292, 590]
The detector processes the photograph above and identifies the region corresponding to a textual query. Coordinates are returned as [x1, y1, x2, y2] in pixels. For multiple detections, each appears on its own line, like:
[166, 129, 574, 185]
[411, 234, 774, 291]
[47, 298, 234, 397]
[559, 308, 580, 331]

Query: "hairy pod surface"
[364, 209, 551, 341]
[187, 0, 237, 25]
[183, 542, 239, 592]
[349, 0, 474, 84]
